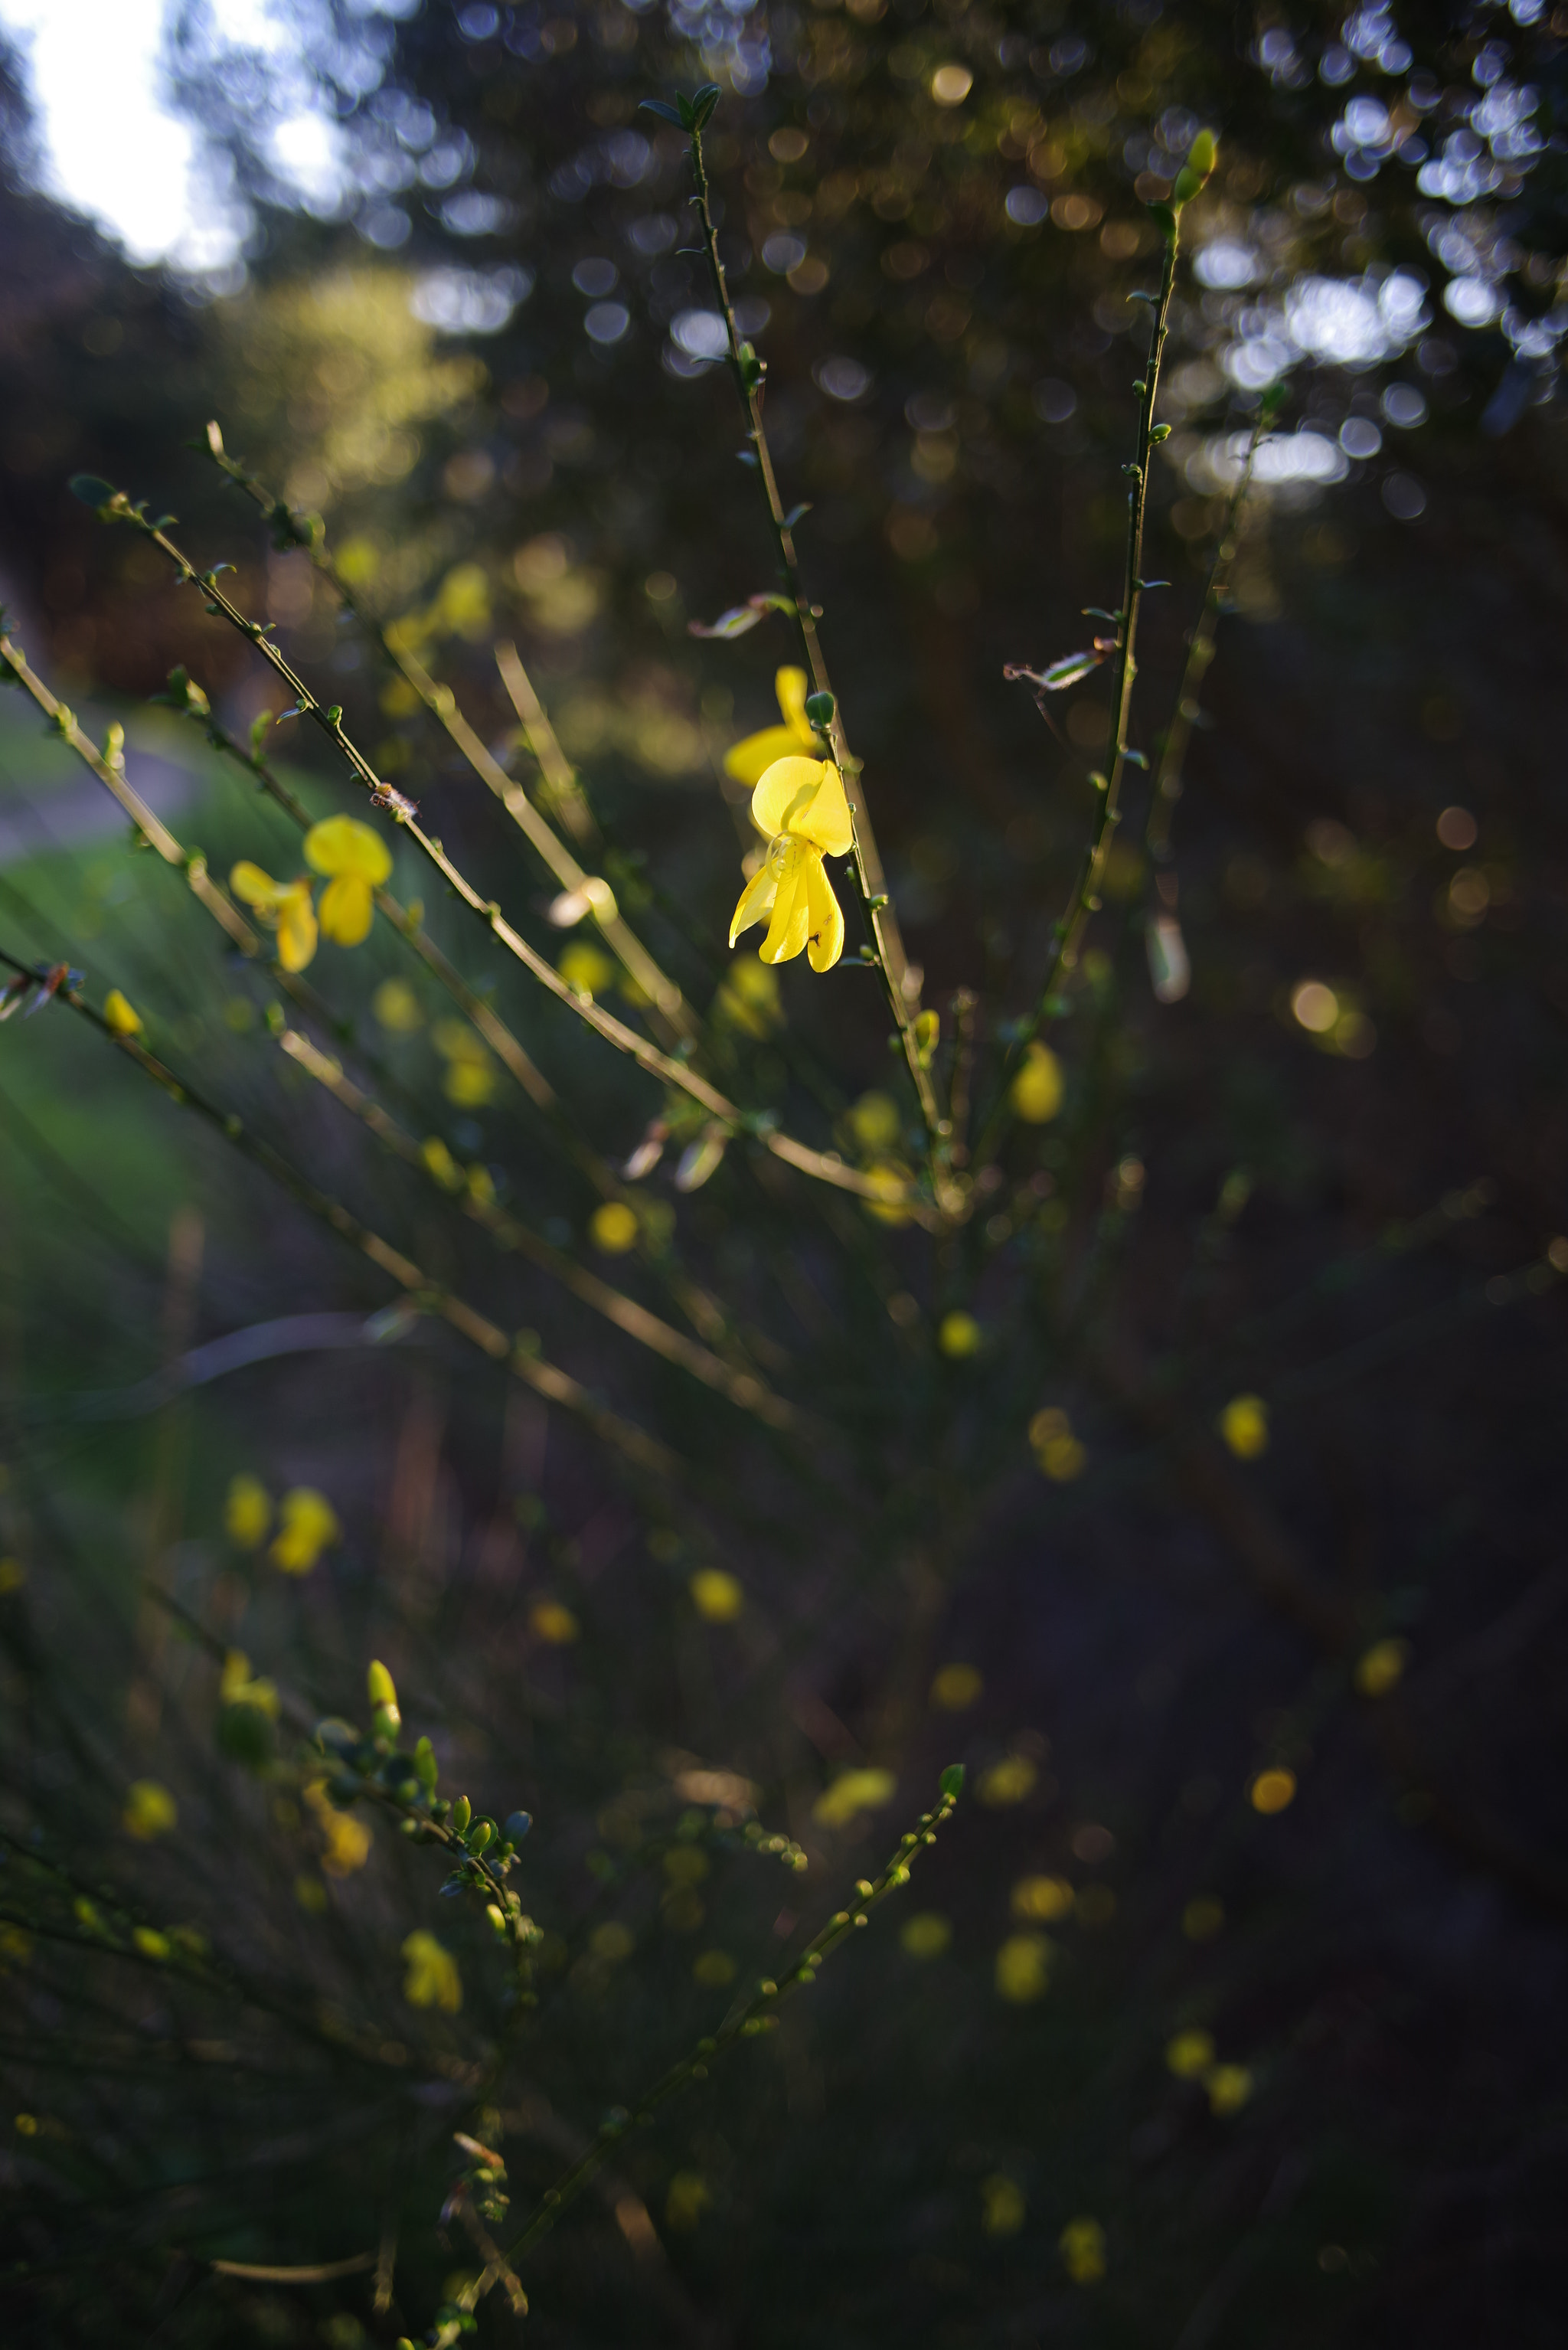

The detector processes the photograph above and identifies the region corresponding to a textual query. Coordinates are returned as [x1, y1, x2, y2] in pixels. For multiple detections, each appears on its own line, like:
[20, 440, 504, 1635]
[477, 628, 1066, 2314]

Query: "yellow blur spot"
[693, 1949, 736, 1988]
[1204, 2062, 1253, 2115]
[930, 1662, 983, 1711]
[690, 1567, 743, 1622]
[1291, 979, 1339, 1034]
[530, 1599, 580, 1646]
[1011, 1874, 1073, 1923]
[863, 1159, 916, 1226]
[1011, 1041, 1063, 1123]
[1250, 1767, 1297, 1816]
[714, 953, 782, 1037]
[304, 1779, 372, 1877]
[1183, 1895, 1225, 1942]
[938, 1310, 982, 1359]
[123, 1780, 178, 1840]
[420, 1134, 464, 1191]
[559, 940, 616, 998]
[976, 1756, 1037, 1807]
[1354, 1638, 1409, 1698]
[1060, 2216, 1106, 2285]
[590, 1201, 639, 1253]
[1029, 1407, 1086, 1482]
[981, 2173, 1025, 2236]
[402, 1929, 461, 2012]
[812, 1767, 897, 1828]
[433, 1019, 496, 1106]
[1166, 2028, 1216, 2079]
[224, 1472, 271, 1550]
[665, 2171, 710, 2231]
[132, 1927, 171, 1962]
[931, 62, 974, 105]
[372, 977, 423, 1032]
[995, 1932, 1053, 2003]
[270, 1487, 339, 1576]
[15, 2113, 38, 2136]
[848, 1090, 901, 1151]
[0, 1557, 24, 1594]
[0, 1923, 32, 1966]
[590, 1920, 634, 1963]
[900, 1911, 952, 1959]
[1219, 1394, 1269, 1459]
[294, 1873, 328, 1914]
[103, 988, 142, 1037]
[220, 1649, 279, 1718]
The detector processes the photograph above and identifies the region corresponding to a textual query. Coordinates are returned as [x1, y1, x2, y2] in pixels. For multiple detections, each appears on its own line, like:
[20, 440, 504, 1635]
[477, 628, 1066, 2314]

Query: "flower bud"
[503, 1809, 534, 1845]
[1171, 129, 1218, 208]
[451, 1794, 472, 1834]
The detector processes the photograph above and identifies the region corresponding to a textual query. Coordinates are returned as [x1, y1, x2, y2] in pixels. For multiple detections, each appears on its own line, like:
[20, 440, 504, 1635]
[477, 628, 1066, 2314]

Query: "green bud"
[1171, 129, 1218, 210]
[451, 1795, 472, 1834]
[325, 704, 343, 727]
[414, 1736, 438, 1791]
[367, 1659, 397, 1709]
[804, 691, 835, 728]
[503, 1809, 533, 1844]
[467, 1819, 494, 1855]
[939, 1763, 965, 1799]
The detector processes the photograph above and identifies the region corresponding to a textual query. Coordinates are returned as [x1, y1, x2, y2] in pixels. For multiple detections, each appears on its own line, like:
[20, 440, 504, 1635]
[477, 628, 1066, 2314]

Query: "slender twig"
[493, 639, 598, 851]
[683, 121, 948, 1160]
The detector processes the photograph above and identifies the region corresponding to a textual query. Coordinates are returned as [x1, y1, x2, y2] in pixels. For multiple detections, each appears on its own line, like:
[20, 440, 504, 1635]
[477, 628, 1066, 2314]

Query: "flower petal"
[276, 884, 318, 972]
[796, 760, 853, 857]
[305, 815, 392, 884]
[804, 850, 844, 972]
[760, 847, 811, 963]
[724, 724, 804, 790]
[729, 860, 778, 946]
[318, 874, 374, 946]
[230, 860, 285, 910]
[774, 665, 813, 743]
[753, 755, 828, 840]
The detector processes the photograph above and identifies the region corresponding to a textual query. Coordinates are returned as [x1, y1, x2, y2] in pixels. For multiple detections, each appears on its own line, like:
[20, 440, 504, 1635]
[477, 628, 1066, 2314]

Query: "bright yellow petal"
[305, 815, 392, 884]
[774, 665, 814, 743]
[729, 860, 779, 946]
[752, 755, 828, 841]
[804, 850, 844, 972]
[230, 860, 284, 910]
[318, 874, 374, 946]
[276, 884, 318, 972]
[796, 760, 853, 857]
[760, 847, 810, 964]
[724, 724, 805, 790]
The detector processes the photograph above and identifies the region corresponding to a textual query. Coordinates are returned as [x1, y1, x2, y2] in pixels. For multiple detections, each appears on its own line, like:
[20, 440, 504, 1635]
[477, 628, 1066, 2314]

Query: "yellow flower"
[1166, 2028, 1216, 2080]
[1219, 1394, 1269, 1458]
[900, 1910, 952, 1959]
[530, 1598, 580, 1644]
[373, 976, 423, 1031]
[995, 1931, 1053, 2003]
[103, 989, 142, 1037]
[220, 1649, 279, 1718]
[303, 815, 391, 947]
[1204, 2061, 1253, 2115]
[270, 1487, 339, 1576]
[981, 2174, 1026, 2237]
[812, 1767, 897, 1828]
[433, 1019, 496, 1106]
[230, 861, 318, 972]
[930, 1662, 982, 1711]
[1249, 1766, 1296, 1815]
[977, 1756, 1037, 1806]
[1030, 1407, 1086, 1482]
[1060, 2216, 1106, 2285]
[939, 1310, 982, 1359]
[558, 939, 616, 997]
[723, 665, 819, 786]
[690, 1567, 744, 1622]
[1011, 1874, 1073, 1922]
[304, 1778, 372, 1877]
[1011, 1041, 1063, 1123]
[590, 1201, 639, 1253]
[729, 754, 853, 972]
[224, 1472, 271, 1550]
[123, 1780, 178, 1840]
[401, 1928, 462, 2012]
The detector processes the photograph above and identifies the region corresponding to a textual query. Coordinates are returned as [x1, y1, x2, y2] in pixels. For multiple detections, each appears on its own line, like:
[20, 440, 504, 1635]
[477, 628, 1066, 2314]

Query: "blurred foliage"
[2, 5, 1568, 2348]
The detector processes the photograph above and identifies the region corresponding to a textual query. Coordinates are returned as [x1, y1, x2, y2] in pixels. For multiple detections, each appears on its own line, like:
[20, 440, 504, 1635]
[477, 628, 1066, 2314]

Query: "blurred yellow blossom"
[714, 953, 782, 1036]
[812, 1767, 897, 1828]
[977, 1756, 1037, 1807]
[900, 1911, 952, 1959]
[996, 1932, 1053, 2002]
[863, 1161, 916, 1227]
[848, 1090, 901, 1152]
[1354, 1638, 1409, 1698]
[1205, 2062, 1254, 2115]
[421, 1136, 464, 1191]
[558, 939, 616, 997]
[401, 1929, 461, 2012]
[0, 1923, 32, 1967]
[432, 1020, 496, 1107]
[1059, 2216, 1106, 2284]
[690, 1568, 743, 1622]
[1011, 1041, 1063, 1123]
[1219, 1394, 1269, 1458]
[665, 2171, 711, 2231]
[930, 1662, 983, 1711]
[230, 861, 318, 972]
[224, 1472, 271, 1549]
[1012, 1874, 1073, 1922]
[1166, 2028, 1216, 2079]
[530, 1599, 580, 1645]
[295, 1874, 328, 1914]
[103, 989, 142, 1037]
[220, 1650, 279, 1718]
[372, 976, 423, 1031]
[939, 1311, 982, 1359]
[982, 2175, 1026, 2237]
[304, 815, 390, 947]
[305, 1780, 371, 1877]
[132, 1927, 171, 1961]
[590, 1921, 634, 1963]
[730, 754, 853, 972]
[1250, 1767, 1297, 1815]
[693, 1949, 736, 1988]
[724, 665, 819, 786]
[123, 1780, 177, 1840]
[270, 1488, 339, 1575]
[1029, 1407, 1086, 1482]
[590, 1201, 639, 1253]
[0, 1557, 26, 1594]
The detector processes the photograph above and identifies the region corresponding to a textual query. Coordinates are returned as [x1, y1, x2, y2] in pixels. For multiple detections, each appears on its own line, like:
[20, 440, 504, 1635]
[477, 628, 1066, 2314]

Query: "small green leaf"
[367, 1659, 397, 1709]
[1150, 422, 1173, 443]
[69, 473, 117, 508]
[691, 83, 721, 129]
[639, 99, 684, 126]
[325, 704, 343, 727]
[939, 1763, 965, 1799]
[415, 1737, 439, 1791]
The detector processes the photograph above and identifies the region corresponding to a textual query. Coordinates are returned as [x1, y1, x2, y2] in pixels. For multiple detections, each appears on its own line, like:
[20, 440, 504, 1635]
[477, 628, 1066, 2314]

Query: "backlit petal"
[753, 755, 828, 840]
[724, 724, 803, 789]
[305, 815, 391, 884]
[804, 850, 844, 971]
[318, 873, 374, 946]
[774, 665, 814, 743]
[728, 861, 779, 946]
[795, 760, 853, 857]
[230, 860, 286, 910]
[276, 884, 318, 972]
[760, 848, 811, 964]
